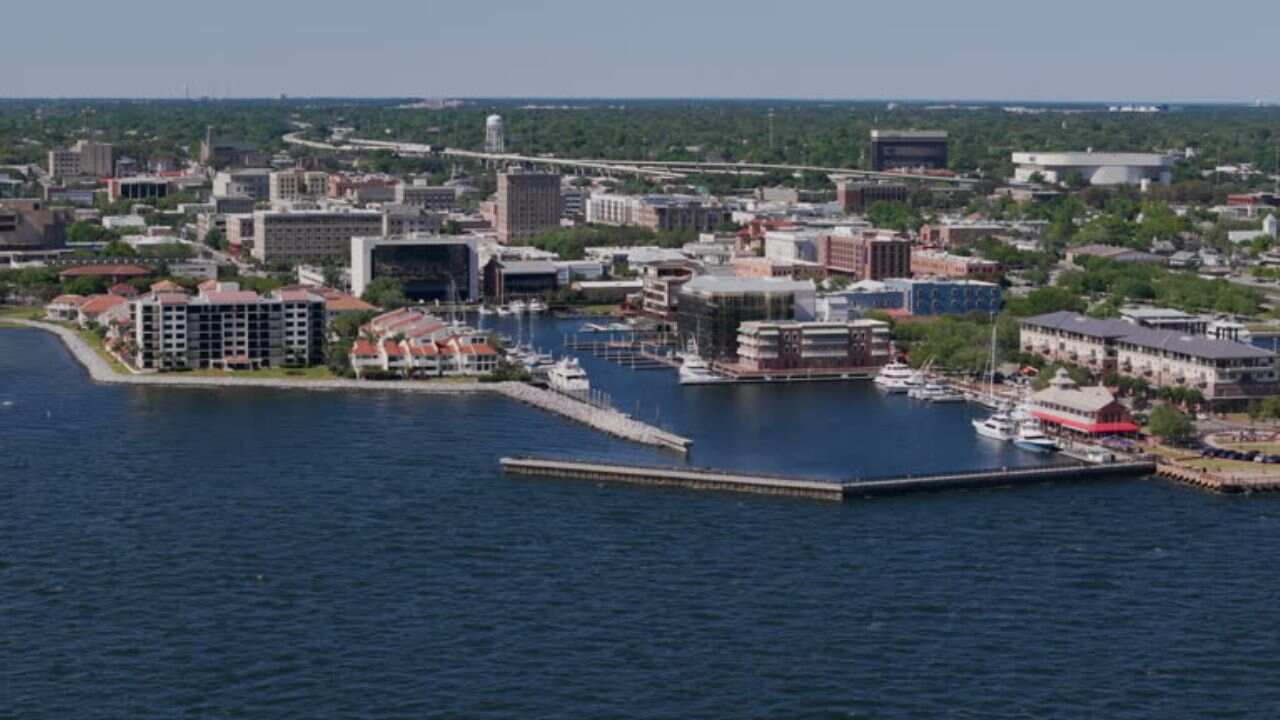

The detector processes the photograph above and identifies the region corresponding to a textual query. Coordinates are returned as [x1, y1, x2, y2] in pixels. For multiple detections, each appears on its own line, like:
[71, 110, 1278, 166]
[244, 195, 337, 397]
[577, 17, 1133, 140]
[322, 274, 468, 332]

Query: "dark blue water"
[3, 325, 1280, 718]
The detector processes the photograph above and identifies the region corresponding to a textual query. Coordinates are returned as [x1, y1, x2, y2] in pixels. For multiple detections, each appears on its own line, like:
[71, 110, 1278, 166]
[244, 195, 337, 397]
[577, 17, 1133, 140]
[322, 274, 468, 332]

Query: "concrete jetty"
[500, 457, 1158, 501]
[12, 319, 691, 452]
[1155, 462, 1280, 494]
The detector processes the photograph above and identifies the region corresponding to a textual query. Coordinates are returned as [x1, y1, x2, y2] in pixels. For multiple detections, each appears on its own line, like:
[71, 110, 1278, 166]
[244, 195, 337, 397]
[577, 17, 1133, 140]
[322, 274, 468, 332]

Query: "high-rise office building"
[496, 169, 561, 244]
[351, 234, 479, 303]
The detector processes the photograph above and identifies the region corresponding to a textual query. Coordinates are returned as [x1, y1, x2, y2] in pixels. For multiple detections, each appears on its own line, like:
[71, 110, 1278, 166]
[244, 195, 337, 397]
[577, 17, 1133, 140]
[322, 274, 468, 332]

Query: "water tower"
[485, 114, 505, 154]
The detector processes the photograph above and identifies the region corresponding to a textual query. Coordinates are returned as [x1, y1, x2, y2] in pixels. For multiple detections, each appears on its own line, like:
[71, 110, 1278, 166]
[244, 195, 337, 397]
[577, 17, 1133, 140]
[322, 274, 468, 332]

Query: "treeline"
[523, 225, 697, 260]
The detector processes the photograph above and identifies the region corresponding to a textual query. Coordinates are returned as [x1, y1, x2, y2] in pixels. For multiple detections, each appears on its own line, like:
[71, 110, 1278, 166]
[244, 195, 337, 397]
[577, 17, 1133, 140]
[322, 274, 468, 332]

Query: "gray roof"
[499, 260, 558, 275]
[1023, 311, 1274, 360]
[681, 276, 815, 296]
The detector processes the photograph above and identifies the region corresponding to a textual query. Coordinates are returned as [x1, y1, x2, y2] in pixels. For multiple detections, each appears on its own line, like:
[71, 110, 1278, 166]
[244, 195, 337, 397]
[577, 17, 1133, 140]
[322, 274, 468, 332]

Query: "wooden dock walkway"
[500, 457, 1159, 501]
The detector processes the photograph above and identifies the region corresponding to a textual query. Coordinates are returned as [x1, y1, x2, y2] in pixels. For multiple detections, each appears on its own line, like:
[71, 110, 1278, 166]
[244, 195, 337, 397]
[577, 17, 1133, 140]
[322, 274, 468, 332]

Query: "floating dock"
[500, 457, 1158, 501]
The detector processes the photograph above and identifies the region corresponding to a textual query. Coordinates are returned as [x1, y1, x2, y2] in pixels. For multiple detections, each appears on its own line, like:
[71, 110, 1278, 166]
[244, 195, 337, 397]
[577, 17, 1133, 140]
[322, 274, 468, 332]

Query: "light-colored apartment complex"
[586, 193, 728, 233]
[251, 208, 383, 264]
[130, 283, 326, 371]
[496, 170, 561, 244]
[269, 170, 329, 203]
[1020, 311, 1278, 404]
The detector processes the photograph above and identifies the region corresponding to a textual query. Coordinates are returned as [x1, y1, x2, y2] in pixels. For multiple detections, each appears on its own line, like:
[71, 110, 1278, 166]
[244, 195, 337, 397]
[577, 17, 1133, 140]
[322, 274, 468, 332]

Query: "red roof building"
[1029, 369, 1139, 436]
[59, 264, 150, 282]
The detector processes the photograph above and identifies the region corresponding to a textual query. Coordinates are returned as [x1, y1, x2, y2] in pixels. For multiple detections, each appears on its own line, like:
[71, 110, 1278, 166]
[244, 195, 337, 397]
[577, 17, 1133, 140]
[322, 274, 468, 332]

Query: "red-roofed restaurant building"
[1027, 369, 1139, 438]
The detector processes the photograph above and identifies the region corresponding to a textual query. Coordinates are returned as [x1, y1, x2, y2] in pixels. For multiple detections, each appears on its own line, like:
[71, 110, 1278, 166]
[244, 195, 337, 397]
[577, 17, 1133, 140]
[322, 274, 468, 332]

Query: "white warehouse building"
[1011, 151, 1175, 186]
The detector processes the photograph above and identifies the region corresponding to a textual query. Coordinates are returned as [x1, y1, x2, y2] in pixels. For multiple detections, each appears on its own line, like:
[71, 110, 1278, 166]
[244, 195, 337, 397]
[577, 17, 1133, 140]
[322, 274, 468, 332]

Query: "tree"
[322, 263, 344, 289]
[204, 227, 226, 251]
[361, 277, 406, 309]
[101, 239, 138, 257]
[1148, 404, 1194, 444]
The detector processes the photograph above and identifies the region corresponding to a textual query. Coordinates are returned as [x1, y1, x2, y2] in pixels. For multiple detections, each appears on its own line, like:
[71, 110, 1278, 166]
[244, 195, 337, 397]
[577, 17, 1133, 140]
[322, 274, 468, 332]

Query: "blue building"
[885, 278, 1002, 317]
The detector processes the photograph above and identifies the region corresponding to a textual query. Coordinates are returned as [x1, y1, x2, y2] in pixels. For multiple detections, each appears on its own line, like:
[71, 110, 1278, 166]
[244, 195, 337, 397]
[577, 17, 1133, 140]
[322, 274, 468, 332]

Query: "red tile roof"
[324, 293, 376, 312]
[50, 294, 87, 306]
[108, 283, 139, 297]
[382, 340, 405, 356]
[149, 280, 184, 292]
[1032, 411, 1140, 435]
[351, 340, 379, 357]
[410, 344, 439, 356]
[78, 294, 127, 316]
[59, 264, 150, 278]
[203, 290, 262, 304]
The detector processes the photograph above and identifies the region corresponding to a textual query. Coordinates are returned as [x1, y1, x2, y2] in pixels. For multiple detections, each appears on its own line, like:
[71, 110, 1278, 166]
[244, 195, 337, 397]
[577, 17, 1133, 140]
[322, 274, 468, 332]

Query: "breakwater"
[500, 457, 1158, 501]
[13, 320, 691, 452]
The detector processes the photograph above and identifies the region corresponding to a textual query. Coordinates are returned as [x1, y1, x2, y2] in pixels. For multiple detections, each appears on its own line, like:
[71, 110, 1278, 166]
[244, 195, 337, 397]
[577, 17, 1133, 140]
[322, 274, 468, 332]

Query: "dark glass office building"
[675, 277, 806, 361]
[869, 130, 949, 171]
[370, 242, 475, 302]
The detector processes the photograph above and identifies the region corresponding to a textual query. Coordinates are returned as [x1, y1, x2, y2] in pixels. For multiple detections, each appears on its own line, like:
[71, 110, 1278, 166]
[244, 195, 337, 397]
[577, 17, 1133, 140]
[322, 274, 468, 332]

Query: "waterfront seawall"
[12, 320, 691, 452]
[500, 457, 1158, 501]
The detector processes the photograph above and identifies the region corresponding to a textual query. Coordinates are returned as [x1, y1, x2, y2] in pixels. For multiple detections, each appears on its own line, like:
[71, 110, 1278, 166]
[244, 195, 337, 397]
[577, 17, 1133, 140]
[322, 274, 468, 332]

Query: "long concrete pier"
[500, 457, 1159, 501]
[12, 320, 691, 453]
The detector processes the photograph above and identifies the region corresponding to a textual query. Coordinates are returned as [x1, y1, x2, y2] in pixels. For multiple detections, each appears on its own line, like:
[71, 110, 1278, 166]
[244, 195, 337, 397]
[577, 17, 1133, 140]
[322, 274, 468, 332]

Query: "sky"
[5, 0, 1278, 102]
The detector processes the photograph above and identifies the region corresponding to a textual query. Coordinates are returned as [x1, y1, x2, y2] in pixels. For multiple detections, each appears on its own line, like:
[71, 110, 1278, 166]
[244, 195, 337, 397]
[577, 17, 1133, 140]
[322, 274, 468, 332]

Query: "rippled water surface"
[3, 326, 1279, 718]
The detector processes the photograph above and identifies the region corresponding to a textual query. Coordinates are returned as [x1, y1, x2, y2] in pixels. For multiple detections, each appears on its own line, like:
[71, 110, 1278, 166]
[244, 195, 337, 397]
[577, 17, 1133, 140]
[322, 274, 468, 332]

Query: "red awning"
[1032, 410, 1139, 434]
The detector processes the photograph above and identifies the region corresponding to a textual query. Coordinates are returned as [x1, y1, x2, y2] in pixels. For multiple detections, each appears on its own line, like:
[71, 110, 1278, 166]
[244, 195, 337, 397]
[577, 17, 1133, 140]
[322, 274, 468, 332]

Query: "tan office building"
[496, 170, 561, 244]
[252, 209, 383, 264]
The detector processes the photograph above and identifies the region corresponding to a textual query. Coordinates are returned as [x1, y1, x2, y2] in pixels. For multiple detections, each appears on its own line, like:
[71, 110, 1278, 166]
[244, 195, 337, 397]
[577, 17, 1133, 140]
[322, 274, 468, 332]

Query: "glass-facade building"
[369, 243, 474, 302]
[676, 285, 799, 361]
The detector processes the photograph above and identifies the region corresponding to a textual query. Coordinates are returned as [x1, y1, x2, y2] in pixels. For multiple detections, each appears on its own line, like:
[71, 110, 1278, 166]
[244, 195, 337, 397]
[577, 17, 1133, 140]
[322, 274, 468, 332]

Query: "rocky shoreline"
[12, 319, 691, 452]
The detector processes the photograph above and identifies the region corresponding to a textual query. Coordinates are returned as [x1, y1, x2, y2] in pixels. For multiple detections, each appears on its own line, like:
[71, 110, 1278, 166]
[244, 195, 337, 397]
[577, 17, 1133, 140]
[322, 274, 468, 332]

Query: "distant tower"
[485, 114, 505, 154]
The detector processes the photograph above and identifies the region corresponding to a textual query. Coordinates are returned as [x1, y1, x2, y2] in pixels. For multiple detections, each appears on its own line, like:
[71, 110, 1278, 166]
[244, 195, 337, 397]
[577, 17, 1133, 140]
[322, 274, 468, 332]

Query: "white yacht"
[923, 383, 966, 403]
[496, 305, 513, 317]
[678, 352, 729, 386]
[507, 299, 527, 314]
[476, 306, 494, 317]
[972, 408, 1016, 441]
[527, 299, 548, 314]
[1013, 420, 1059, 453]
[874, 361, 916, 393]
[547, 357, 590, 394]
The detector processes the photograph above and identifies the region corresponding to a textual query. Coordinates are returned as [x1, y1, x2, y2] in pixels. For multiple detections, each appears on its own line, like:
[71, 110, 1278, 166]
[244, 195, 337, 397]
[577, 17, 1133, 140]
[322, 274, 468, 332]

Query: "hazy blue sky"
[6, 1, 1277, 101]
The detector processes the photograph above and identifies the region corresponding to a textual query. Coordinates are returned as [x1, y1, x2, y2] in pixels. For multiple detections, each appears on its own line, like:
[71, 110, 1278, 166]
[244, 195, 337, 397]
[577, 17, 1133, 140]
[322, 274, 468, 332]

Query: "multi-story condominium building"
[836, 181, 909, 214]
[736, 319, 891, 373]
[0, 199, 72, 252]
[885, 278, 1002, 316]
[910, 249, 1002, 282]
[351, 233, 479, 302]
[497, 170, 562, 244]
[223, 214, 256, 257]
[107, 177, 171, 203]
[869, 130, 949, 171]
[676, 276, 816, 361]
[395, 183, 457, 211]
[1020, 311, 1279, 404]
[640, 260, 698, 320]
[817, 228, 911, 280]
[129, 283, 325, 371]
[213, 169, 271, 201]
[251, 208, 383, 264]
[586, 193, 727, 233]
[269, 170, 329, 203]
[1118, 307, 1210, 336]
